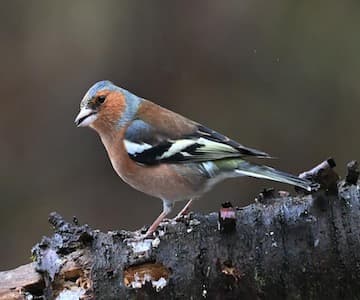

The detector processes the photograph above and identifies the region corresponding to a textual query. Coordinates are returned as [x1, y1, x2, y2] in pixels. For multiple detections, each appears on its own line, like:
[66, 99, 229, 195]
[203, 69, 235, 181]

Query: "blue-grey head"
[75, 80, 142, 130]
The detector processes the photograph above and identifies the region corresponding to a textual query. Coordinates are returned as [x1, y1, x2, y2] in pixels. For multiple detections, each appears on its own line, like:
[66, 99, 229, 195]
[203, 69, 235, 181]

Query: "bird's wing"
[125, 120, 270, 165]
[124, 100, 270, 165]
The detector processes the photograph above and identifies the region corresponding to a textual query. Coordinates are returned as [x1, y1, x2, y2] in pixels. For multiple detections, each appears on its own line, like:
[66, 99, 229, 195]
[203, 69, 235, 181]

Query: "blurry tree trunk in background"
[1, 161, 360, 300]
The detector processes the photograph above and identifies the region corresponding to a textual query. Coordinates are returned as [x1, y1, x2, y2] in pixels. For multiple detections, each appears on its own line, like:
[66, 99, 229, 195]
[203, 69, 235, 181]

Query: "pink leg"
[144, 211, 168, 237]
[144, 199, 174, 237]
[174, 199, 194, 220]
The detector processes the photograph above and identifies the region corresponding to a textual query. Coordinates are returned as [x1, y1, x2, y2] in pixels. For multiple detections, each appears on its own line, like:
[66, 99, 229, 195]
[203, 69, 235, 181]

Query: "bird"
[75, 80, 315, 238]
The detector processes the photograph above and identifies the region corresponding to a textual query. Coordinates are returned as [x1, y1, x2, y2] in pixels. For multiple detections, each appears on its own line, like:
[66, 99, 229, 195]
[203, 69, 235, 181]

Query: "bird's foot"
[123, 230, 154, 243]
[120, 226, 148, 242]
[124, 234, 149, 243]
[173, 199, 194, 222]
[123, 225, 164, 242]
[173, 210, 192, 222]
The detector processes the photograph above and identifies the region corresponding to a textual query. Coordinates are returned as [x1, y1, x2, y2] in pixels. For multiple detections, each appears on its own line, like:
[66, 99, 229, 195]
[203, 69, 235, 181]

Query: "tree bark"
[1, 160, 360, 300]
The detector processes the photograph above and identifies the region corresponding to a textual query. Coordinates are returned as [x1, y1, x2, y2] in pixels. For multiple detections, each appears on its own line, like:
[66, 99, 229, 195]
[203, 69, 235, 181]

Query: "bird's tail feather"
[234, 161, 315, 192]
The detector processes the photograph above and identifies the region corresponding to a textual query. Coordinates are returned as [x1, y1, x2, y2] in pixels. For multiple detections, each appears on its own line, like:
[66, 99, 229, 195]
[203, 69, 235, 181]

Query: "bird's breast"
[100, 130, 205, 201]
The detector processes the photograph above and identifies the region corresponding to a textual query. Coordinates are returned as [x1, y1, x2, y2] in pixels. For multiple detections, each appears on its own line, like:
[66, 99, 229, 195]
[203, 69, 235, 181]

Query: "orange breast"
[98, 127, 198, 201]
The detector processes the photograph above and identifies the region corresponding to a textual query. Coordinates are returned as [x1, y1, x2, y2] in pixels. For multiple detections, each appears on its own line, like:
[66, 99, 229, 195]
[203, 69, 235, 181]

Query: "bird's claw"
[123, 229, 154, 243]
[123, 235, 148, 243]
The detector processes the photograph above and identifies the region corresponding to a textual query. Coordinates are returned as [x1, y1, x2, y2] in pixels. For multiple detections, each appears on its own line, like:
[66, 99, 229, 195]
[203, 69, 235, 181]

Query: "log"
[1, 159, 360, 300]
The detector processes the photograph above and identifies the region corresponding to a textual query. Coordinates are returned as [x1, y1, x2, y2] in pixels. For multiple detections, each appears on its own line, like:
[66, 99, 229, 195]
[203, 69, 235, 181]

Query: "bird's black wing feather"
[124, 120, 270, 165]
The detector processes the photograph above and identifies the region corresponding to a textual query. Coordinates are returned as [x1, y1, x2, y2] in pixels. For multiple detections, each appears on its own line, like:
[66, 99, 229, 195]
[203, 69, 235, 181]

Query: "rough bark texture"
[1, 161, 360, 300]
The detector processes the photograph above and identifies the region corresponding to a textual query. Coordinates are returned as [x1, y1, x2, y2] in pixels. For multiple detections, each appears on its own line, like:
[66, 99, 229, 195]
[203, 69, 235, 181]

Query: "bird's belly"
[114, 162, 206, 201]
[104, 136, 212, 201]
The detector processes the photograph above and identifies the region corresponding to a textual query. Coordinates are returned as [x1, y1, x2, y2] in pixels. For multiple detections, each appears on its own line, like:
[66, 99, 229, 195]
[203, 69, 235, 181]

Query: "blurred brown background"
[1, 1, 359, 270]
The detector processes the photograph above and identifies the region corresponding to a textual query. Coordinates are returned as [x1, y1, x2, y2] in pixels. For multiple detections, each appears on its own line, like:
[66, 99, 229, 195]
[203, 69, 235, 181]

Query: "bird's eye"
[97, 95, 106, 104]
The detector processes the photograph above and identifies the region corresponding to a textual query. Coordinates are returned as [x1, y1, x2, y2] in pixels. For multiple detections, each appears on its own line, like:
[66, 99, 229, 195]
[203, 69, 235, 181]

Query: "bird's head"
[75, 80, 142, 133]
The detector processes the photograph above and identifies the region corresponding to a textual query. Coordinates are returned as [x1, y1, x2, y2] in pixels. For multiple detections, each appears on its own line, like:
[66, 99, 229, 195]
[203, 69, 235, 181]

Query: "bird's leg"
[174, 198, 194, 221]
[144, 199, 174, 237]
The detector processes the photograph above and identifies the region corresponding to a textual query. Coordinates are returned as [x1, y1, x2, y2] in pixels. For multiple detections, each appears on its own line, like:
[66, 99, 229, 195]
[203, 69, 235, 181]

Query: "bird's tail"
[212, 159, 316, 191]
[233, 160, 315, 191]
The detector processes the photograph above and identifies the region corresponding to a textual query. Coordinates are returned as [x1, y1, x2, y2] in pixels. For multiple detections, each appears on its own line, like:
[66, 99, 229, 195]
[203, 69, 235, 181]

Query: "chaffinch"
[75, 80, 314, 237]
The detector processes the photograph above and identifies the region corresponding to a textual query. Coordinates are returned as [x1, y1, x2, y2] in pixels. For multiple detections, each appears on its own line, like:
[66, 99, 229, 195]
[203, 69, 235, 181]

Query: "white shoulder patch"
[197, 137, 236, 153]
[159, 139, 196, 159]
[124, 140, 152, 155]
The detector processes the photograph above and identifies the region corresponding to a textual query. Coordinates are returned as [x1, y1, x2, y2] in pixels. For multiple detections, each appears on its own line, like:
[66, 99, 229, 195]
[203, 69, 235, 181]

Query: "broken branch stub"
[345, 160, 359, 185]
[298, 157, 339, 192]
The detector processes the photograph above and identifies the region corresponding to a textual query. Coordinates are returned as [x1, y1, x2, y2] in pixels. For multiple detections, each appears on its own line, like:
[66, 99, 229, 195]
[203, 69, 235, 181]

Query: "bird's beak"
[74, 108, 97, 127]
